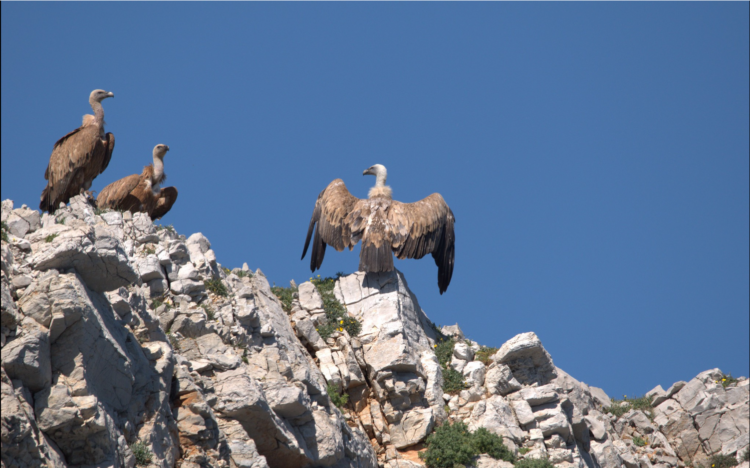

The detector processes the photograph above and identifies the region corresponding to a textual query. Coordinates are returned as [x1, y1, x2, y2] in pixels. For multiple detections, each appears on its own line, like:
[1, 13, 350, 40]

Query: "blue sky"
[2, 3, 748, 399]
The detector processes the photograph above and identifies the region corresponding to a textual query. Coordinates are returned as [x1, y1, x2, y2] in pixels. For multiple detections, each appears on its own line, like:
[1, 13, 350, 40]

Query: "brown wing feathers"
[151, 187, 178, 220]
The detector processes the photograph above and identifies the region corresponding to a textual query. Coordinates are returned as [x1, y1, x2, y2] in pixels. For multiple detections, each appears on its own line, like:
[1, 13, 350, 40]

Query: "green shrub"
[742, 447, 749, 462]
[130, 440, 152, 466]
[518, 447, 531, 455]
[474, 346, 498, 365]
[420, 422, 512, 468]
[604, 395, 654, 419]
[45, 233, 58, 243]
[632, 436, 647, 447]
[311, 276, 361, 340]
[420, 421, 477, 468]
[155, 224, 174, 232]
[471, 427, 514, 462]
[204, 278, 228, 297]
[442, 367, 466, 395]
[434, 338, 456, 368]
[167, 332, 180, 351]
[718, 373, 739, 388]
[271, 285, 297, 313]
[236, 269, 252, 278]
[1, 221, 9, 243]
[326, 384, 349, 409]
[708, 453, 738, 468]
[514, 459, 555, 468]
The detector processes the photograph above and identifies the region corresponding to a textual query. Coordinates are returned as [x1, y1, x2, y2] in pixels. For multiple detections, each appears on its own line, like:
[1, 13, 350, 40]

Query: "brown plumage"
[40, 89, 115, 213]
[302, 164, 455, 294]
[97, 144, 178, 219]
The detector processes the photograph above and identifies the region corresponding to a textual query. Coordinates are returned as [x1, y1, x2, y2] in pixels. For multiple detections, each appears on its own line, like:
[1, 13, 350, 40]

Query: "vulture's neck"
[89, 100, 105, 127]
[152, 157, 165, 183]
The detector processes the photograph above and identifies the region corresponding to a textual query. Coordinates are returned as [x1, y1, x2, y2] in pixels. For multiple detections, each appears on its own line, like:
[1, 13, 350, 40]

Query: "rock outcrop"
[1, 196, 748, 468]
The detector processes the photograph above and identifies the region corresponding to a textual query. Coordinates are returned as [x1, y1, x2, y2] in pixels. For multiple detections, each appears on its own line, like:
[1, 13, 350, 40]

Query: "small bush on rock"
[1, 221, 9, 242]
[471, 427, 514, 462]
[717, 373, 739, 388]
[474, 346, 498, 365]
[514, 459, 555, 468]
[442, 367, 465, 395]
[131, 440, 152, 466]
[632, 436, 647, 447]
[708, 454, 739, 468]
[45, 233, 58, 243]
[326, 384, 349, 409]
[312, 276, 361, 340]
[271, 284, 296, 313]
[604, 395, 654, 419]
[742, 448, 749, 462]
[201, 304, 215, 321]
[204, 278, 228, 297]
[420, 421, 513, 468]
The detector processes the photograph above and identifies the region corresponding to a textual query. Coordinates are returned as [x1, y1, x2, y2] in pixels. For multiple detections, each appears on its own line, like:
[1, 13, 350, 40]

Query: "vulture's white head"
[89, 89, 115, 103]
[364, 164, 391, 198]
[153, 144, 170, 159]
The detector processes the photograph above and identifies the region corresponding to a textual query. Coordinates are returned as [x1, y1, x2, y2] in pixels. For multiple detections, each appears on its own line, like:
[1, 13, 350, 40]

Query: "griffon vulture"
[40, 89, 115, 213]
[302, 164, 455, 294]
[97, 144, 178, 219]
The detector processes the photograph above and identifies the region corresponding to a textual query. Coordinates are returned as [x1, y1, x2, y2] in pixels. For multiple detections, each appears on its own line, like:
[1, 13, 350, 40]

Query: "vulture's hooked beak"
[107, 92, 114, 98]
[363, 168, 372, 176]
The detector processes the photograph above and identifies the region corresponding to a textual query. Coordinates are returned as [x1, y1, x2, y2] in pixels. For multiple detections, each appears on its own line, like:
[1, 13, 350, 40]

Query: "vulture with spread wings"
[97, 144, 178, 219]
[40, 89, 115, 213]
[302, 164, 455, 294]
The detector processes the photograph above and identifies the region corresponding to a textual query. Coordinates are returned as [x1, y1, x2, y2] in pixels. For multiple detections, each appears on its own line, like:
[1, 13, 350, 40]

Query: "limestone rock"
[493, 332, 557, 386]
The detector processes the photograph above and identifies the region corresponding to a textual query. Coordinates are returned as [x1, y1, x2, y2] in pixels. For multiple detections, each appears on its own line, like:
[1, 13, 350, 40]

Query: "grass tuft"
[433, 338, 468, 395]
[474, 346, 498, 365]
[271, 284, 297, 313]
[717, 373, 739, 388]
[604, 395, 654, 419]
[1, 221, 9, 243]
[707, 453, 739, 468]
[312, 276, 361, 340]
[632, 436, 647, 447]
[150, 297, 171, 311]
[204, 278, 228, 297]
[514, 459, 555, 468]
[201, 304, 215, 321]
[131, 440, 153, 466]
[45, 233, 58, 243]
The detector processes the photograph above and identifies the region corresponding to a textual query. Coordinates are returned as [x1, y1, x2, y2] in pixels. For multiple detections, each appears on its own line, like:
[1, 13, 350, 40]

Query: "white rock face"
[1, 197, 747, 468]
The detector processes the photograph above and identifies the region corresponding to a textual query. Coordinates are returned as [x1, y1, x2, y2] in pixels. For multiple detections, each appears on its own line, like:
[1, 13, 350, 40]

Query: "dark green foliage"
[45, 233, 58, 243]
[155, 224, 174, 233]
[604, 395, 654, 419]
[131, 441, 152, 466]
[311, 276, 361, 340]
[432, 338, 467, 395]
[474, 346, 499, 366]
[708, 454, 739, 468]
[720, 373, 739, 388]
[518, 447, 531, 455]
[420, 421, 513, 468]
[434, 338, 456, 368]
[201, 304, 215, 321]
[222, 266, 231, 275]
[420, 421, 477, 468]
[271, 285, 297, 313]
[236, 270, 252, 278]
[205, 278, 228, 297]
[442, 367, 466, 395]
[632, 436, 647, 447]
[471, 427, 514, 462]
[742, 448, 749, 462]
[514, 459, 555, 468]
[144, 246, 156, 255]
[1, 221, 9, 242]
[327, 384, 349, 409]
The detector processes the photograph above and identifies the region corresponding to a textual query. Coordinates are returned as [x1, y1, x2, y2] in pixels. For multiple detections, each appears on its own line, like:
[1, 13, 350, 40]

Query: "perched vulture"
[97, 144, 178, 219]
[302, 164, 455, 294]
[40, 89, 115, 213]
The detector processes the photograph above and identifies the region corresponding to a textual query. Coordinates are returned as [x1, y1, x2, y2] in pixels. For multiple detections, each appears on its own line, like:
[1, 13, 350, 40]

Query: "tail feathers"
[359, 241, 394, 273]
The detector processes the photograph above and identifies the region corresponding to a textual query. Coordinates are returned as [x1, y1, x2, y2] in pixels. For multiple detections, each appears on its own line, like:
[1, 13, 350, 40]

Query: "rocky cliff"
[1, 197, 748, 468]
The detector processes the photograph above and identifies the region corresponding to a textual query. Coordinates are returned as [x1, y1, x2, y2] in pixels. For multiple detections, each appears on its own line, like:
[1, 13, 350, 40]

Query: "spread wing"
[388, 193, 455, 294]
[301, 179, 361, 272]
[97, 173, 141, 210]
[40, 125, 102, 212]
[150, 187, 178, 219]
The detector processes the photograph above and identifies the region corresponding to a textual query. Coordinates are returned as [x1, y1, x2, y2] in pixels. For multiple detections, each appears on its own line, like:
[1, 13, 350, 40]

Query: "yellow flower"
[722, 378, 726, 381]
[340, 320, 344, 324]
[434, 344, 437, 348]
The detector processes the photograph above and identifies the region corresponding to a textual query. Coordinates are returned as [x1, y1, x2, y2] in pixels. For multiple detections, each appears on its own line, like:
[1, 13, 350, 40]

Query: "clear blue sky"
[2, 3, 748, 399]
